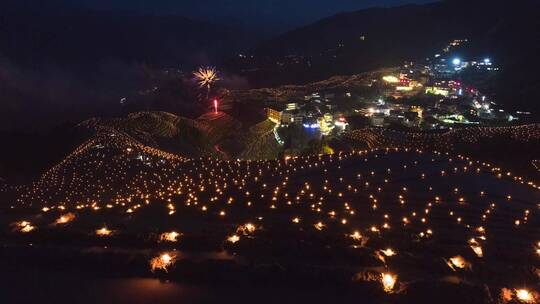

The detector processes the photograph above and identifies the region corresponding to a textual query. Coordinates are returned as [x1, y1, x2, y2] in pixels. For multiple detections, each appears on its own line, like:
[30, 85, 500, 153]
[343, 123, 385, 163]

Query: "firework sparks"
[193, 67, 220, 101]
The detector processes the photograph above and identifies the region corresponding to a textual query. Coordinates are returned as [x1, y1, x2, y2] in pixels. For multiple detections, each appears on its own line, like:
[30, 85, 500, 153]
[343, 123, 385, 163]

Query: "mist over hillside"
[0, 3, 258, 131]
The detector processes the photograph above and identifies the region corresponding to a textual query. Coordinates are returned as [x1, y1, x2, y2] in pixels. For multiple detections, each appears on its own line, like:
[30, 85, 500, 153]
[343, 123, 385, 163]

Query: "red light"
[213, 99, 218, 113]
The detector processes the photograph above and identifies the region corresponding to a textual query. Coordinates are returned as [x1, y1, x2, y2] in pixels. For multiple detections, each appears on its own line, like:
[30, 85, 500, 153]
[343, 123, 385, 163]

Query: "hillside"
[80, 111, 280, 160]
[341, 124, 540, 179]
[232, 0, 540, 113]
[1, 126, 539, 303]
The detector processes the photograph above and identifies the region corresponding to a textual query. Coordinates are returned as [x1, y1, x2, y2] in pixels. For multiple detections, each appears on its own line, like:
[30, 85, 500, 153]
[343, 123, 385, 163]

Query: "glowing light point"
[96, 226, 112, 236]
[150, 253, 177, 272]
[515, 289, 535, 303]
[213, 99, 219, 113]
[381, 273, 397, 293]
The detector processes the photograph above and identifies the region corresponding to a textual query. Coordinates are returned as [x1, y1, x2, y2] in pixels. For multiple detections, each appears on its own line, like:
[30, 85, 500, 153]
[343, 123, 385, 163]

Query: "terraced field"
[1, 122, 539, 303]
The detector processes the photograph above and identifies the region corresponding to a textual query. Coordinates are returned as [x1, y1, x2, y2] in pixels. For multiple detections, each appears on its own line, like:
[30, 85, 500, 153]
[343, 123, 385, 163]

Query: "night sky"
[75, 0, 438, 31]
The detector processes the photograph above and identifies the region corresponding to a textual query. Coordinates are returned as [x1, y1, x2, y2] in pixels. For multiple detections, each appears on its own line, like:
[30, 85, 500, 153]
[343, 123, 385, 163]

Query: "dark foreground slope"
[0, 130, 539, 303]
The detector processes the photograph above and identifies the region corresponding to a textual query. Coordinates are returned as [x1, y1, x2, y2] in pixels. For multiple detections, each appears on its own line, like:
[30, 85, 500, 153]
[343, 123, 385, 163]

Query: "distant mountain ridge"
[0, 10, 251, 68]
[236, 0, 540, 113]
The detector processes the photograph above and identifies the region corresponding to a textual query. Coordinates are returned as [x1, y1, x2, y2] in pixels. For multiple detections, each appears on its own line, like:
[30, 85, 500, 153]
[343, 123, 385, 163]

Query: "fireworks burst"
[193, 66, 220, 101]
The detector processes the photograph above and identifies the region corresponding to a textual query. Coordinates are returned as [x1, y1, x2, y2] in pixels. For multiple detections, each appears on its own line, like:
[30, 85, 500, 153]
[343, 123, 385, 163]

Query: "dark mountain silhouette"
[0, 10, 253, 69]
[0, 3, 259, 131]
[232, 0, 540, 113]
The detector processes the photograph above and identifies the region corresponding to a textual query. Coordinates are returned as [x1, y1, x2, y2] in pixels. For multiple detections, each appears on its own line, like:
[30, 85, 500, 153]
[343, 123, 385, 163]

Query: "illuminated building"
[410, 106, 423, 118]
[324, 113, 333, 122]
[371, 115, 385, 127]
[396, 86, 413, 92]
[266, 107, 282, 123]
[383, 75, 399, 83]
[426, 86, 450, 97]
[334, 117, 349, 132]
[281, 112, 294, 125]
[286, 103, 298, 110]
[318, 117, 334, 135]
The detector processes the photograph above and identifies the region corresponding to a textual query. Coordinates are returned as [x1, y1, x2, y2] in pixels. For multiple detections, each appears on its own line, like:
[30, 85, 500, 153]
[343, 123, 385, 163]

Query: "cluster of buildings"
[358, 39, 515, 130]
[266, 93, 349, 136]
[432, 57, 499, 78]
[263, 38, 518, 136]
[357, 98, 429, 128]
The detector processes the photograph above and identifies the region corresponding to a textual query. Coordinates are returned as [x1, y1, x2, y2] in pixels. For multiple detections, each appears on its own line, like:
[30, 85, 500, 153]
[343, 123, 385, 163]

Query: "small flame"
[55, 213, 75, 225]
[314, 222, 325, 231]
[150, 253, 177, 272]
[350, 231, 362, 241]
[237, 223, 256, 235]
[159, 231, 181, 242]
[515, 289, 535, 303]
[227, 234, 240, 243]
[12, 221, 35, 233]
[381, 272, 397, 293]
[96, 227, 112, 236]
[381, 248, 396, 257]
[447, 255, 469, 271]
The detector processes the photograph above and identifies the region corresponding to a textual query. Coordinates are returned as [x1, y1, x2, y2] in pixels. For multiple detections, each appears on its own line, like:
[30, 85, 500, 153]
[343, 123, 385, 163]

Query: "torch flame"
[237, 223, 256, 235]
[381, 248, 396, 257]
[96, 226, 112, 236]
[55, 213, 75, 225]
[314, 222, 325, 231]
[515, 289, 536, 303]
[381, 272, 397, 293]
[150, 252, 177, 272]
[446, 255, 470, 271]
[159, 231, 182, 242]
[12, 220, 35, 233]
[227, 234, 240, 243]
